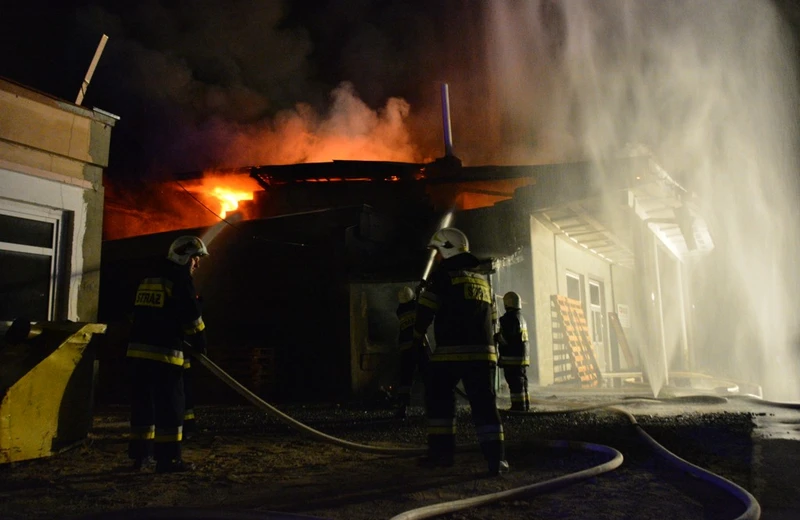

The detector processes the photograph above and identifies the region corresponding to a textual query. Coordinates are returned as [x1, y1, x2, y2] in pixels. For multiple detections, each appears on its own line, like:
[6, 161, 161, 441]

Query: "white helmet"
[503, 291, 522, 310]
[428, 227, 469, 259]
[398, 286, 415, 304]
[167, 236, 209, 266]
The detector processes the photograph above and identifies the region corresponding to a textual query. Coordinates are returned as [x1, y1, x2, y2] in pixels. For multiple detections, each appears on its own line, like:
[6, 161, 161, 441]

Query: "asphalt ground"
[1, 388, 798, 519]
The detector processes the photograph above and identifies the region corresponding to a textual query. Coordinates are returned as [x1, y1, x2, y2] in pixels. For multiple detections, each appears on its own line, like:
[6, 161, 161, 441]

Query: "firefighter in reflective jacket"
[126, 235, 209, 473]
[496, 291, 531, 411]
[413, 227, 508, 476]
[395, 286, 429, 419]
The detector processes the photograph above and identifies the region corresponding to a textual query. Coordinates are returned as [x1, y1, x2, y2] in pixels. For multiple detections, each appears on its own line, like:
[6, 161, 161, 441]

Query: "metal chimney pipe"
[440, 83, 454, 157]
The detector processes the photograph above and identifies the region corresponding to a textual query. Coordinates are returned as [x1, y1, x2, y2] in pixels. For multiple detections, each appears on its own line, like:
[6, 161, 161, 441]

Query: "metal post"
[76, 34, 109, 105]
[440, 83, 454, 157]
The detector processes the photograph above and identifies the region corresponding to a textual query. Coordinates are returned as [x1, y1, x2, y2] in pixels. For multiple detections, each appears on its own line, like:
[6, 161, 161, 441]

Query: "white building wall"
[530, 216, 559, 386]
[530, 215, 640, 386]
[0, 167, 87, 321]
[554, 229, 615, 373]
[0, 78, 116, 323]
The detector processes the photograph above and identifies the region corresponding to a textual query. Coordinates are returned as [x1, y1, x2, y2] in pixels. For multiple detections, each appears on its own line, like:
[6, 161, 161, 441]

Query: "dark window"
[590, 283, 600, 305]
[0, 250, 51, 321]
[566, 274, 581, 301]
[0, 213, 54, 248]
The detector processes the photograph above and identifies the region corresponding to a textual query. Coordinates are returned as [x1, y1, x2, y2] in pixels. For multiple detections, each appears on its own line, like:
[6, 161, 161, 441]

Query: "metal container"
[0, 321, 106, 463]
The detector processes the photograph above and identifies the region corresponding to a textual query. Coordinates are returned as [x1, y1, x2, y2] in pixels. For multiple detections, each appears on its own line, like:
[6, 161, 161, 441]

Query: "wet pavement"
[496, 387, 800, 520]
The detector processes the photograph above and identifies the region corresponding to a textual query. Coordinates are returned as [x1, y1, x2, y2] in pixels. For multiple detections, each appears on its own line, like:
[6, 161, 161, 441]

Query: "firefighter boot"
[394, 405, 408, 419]
[488, 459, 510, 476]
[132, 456, 155, 472]
[156, 459, 196, 474]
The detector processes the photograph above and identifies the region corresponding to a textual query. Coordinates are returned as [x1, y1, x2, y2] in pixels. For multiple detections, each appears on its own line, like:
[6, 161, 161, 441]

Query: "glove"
[185, 333, 207, 356]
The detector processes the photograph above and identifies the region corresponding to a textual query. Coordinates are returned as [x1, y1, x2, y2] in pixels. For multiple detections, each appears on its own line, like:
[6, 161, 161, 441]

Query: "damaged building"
[98, 150, 724, 405]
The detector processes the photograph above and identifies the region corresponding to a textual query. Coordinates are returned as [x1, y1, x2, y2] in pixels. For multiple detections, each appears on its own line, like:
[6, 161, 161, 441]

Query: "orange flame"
[210, 186, 255, 218]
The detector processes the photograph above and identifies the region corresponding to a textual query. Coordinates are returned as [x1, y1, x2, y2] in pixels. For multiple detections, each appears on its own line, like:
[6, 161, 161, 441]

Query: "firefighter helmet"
[398, 286, 415, 304]
[427, 227, 469, 259]
[503, 291, 522, 310]
[167, 236, 209, 266]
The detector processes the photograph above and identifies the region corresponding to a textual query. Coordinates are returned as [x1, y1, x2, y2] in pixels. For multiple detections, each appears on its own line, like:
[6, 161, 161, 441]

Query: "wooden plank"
[608, 312, 636, 368]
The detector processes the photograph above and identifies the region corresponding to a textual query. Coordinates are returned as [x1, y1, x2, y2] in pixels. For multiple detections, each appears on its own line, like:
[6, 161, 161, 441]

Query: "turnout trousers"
[424, 360, 504, 465]
[128, 358, 185, 462]
[397, 342, 429, 406]
[501, 365, 530, 411]
[183, 359, 196, 436]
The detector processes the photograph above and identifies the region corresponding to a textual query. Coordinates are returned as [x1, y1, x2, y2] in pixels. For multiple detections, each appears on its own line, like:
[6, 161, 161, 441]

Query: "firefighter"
[395, 286, 429, 419]
[126, 235, 209, 473]
[496, 291, 531, 411]
[413, 227, 508, 476]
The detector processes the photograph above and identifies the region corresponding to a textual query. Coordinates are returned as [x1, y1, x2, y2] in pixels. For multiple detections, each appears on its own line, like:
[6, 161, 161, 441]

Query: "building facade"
[0, 77, 117, 323]
[97, 156, 718, 403]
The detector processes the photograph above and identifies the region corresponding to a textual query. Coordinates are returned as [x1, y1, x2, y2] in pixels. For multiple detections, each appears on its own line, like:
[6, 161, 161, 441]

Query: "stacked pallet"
[550, 295, 601, 387]
[550, 297, 575, 384]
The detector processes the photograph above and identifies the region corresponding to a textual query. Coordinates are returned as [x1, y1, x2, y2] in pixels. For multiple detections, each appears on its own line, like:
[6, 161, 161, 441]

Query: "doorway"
[588, 280, 608, 372]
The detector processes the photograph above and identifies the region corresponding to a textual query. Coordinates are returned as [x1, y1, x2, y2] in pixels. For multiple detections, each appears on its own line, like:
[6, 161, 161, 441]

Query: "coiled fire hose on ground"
[501, 397, 761, 520]
[388, 439, 623, 520]
[196, 353, 758, 520]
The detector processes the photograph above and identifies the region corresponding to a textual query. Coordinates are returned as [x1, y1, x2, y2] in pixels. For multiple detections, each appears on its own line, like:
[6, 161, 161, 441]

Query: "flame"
[187, 172, 262, 221]
[210, 186, 254, 218]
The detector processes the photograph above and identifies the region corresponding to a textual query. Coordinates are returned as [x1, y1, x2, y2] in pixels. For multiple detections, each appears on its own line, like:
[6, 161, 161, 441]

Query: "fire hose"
[197, 352, 760, 520]
[187, 213, 762, 518]
[495, 397, 761, 520]
[388, 396, 760, 520]
[195, 353, 622, 516]
[195, 352, 425, 456]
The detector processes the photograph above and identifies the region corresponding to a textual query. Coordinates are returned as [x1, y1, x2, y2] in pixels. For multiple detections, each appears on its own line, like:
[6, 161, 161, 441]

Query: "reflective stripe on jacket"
[396, 300, 417, 351]
[415, 253, 496, 363]
[127, 260, 205, 366]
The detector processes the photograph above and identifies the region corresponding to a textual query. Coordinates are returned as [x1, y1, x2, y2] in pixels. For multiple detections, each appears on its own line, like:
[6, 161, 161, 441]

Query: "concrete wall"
[530, 216, 560, 386]
[530, 215, 641, 386]
[0, 78, 116, 322]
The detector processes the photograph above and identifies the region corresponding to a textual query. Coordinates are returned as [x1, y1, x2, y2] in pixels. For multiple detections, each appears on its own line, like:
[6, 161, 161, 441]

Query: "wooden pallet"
[551, 295, 601, 387]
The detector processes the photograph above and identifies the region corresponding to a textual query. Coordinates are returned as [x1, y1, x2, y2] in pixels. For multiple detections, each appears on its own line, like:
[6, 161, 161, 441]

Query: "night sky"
[1, 0, 495, 181]
[2, 1, 799, 185]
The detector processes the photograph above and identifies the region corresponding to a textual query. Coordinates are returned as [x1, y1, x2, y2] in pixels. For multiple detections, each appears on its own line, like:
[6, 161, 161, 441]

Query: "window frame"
[565, 271, 583, 303]
[0, 199, 64, 320]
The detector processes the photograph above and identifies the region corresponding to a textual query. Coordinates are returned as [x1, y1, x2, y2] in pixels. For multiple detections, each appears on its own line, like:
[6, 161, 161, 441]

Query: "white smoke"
[488, 0, 800, 400]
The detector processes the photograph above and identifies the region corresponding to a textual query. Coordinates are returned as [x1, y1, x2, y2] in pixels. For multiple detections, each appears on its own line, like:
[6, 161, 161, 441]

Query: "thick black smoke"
[1, 0, 797, 181]
[1, 0, 505, 179]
